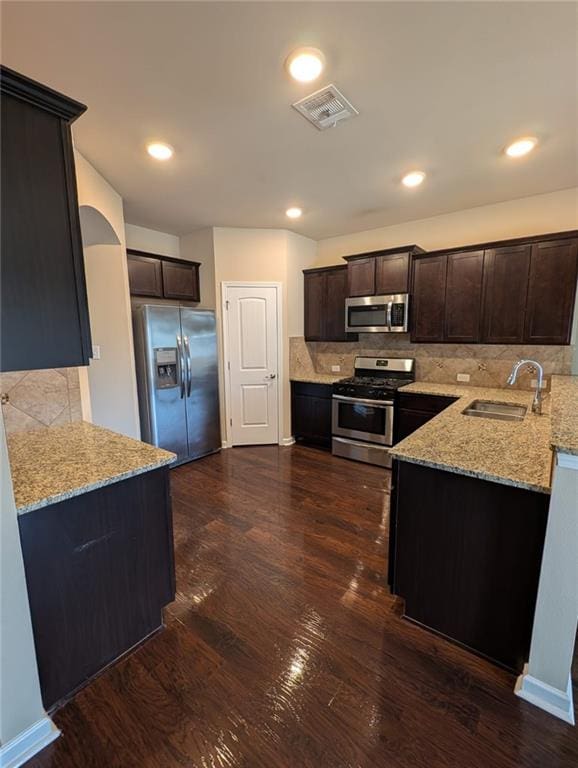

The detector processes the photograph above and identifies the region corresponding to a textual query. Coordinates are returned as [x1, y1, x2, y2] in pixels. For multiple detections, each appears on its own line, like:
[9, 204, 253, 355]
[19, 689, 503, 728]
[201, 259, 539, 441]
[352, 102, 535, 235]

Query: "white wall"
[125, 223, 180, 258]
[316, 188, 578, 263]
[0, 412, 49, 748]
[75, 152, 140, 439]
[179, 227, 216, 310]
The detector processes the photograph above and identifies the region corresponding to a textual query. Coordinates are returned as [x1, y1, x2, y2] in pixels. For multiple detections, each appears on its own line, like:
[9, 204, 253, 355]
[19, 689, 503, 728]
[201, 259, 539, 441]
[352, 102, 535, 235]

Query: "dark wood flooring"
[29, 445, 577, 768]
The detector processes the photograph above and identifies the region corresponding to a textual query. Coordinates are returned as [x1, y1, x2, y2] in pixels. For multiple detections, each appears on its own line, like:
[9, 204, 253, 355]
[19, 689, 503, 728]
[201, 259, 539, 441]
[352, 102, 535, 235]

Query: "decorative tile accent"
[290, 336, 573, 390]
[0, 368, 82, 434]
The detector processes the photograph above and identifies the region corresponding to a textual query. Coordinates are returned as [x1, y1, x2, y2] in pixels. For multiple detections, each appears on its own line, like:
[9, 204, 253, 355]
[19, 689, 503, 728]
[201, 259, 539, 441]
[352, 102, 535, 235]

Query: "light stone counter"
[7, 421, 175, 514]
[391, 382, 554, 493]
[549, 375, 578, 456]
[290, 374, 343, 385]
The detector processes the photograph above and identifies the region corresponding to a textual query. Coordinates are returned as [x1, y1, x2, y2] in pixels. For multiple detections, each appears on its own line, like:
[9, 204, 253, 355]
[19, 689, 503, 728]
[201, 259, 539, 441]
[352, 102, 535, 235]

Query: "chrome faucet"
[506, 359, 544, 415]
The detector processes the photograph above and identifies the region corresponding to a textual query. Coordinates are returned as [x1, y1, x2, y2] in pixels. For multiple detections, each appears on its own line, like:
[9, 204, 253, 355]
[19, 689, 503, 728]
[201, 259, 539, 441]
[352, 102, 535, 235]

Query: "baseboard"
[221, 441, 230, 449]
[0, 717, 60, 768]
[280, 436, 296, 447]
[515, 665, 575, 725]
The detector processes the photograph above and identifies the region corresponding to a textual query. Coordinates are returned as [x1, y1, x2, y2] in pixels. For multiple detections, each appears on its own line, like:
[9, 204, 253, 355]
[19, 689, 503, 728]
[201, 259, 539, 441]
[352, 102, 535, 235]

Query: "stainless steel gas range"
[332, 356, 415, 468]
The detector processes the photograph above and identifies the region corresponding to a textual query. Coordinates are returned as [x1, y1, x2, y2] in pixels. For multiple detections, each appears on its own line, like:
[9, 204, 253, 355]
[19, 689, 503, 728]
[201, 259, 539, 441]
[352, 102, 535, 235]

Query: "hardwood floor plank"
[29, 445, 577, 768]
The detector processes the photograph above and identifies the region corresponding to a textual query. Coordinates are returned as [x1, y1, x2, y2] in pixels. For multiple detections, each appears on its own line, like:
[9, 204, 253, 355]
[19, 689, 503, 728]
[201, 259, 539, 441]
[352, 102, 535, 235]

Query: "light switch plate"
[92, 345, 101, 360]
[457, 373, 470, 382]
[331, 365, 341, 372]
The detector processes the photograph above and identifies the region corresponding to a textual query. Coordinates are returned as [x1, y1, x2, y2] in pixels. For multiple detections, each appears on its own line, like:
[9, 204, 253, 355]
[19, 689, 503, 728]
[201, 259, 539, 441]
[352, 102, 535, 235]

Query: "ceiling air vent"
[292, 84, 358, 131]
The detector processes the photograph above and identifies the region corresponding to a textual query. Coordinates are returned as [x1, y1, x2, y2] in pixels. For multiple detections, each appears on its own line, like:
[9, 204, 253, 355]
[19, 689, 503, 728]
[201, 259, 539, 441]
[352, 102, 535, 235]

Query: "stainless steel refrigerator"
[132, 304, 221, 464]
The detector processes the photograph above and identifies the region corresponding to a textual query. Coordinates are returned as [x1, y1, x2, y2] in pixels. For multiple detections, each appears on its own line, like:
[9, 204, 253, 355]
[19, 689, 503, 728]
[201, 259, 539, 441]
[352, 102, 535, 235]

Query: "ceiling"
[2, 2, 577, 240]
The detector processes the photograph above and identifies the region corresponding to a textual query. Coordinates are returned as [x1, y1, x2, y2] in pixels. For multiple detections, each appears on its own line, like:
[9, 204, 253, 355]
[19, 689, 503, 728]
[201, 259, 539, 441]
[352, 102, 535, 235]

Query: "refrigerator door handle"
[184, 335, 192, 397]
[176, 335, 185, 399]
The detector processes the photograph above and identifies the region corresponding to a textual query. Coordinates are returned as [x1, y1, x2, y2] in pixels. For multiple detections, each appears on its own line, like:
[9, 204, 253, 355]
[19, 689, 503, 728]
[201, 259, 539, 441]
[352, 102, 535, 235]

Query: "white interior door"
[225, 284, 279, 446]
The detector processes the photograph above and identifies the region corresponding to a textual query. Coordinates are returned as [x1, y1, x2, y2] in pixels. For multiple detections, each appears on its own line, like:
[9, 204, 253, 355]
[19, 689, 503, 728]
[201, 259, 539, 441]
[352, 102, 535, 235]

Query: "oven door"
[332, 395, 393, 446]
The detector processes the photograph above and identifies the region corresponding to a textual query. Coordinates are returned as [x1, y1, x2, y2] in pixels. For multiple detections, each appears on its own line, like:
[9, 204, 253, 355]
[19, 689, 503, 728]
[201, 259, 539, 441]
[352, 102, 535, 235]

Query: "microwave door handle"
[386, 301, 393, 331]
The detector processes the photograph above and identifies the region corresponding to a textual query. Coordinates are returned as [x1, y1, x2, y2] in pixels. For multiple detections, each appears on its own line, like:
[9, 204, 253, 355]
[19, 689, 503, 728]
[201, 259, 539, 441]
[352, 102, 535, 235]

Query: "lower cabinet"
[390, 460, 549, 672]
[18, 467, 175, 711]
[291, 381, 333, 449]
[394, 392, 458, 443]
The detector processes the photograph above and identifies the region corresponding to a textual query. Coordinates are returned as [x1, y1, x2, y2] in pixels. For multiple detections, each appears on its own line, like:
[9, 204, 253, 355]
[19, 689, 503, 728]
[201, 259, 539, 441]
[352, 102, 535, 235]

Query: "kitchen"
[1, 3, 577, 768]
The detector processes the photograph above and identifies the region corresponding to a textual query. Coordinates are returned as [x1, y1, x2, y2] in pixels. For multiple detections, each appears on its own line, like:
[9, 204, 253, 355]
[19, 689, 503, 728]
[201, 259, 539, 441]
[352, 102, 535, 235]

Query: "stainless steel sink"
[461, 400, 527, 422]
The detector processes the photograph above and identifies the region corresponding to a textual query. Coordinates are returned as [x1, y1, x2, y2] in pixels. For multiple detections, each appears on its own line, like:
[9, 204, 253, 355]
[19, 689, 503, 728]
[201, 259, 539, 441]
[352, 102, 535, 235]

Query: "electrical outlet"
[457, 373, 470, 383]
[92, 345, 101, 360]
[331, 365, 341, 372]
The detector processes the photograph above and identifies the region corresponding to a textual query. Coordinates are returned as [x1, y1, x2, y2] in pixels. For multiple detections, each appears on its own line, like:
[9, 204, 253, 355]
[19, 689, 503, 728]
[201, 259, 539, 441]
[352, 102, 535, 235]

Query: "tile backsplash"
[1, 368, 82, 434]
[290, 336, 573, 390]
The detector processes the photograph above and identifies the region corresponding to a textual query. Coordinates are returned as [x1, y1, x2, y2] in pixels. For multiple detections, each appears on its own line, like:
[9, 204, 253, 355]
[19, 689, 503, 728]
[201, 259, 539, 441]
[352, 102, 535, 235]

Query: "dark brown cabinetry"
[481, 244, 531, 344]
[127, 249, 201, 302]
[391, 460, 548, 672]
[394, 392, 457, 443]
[345, 246, 423, 297]
[291, 381, 333, 449]
[525, 239, 578, 344]
[127, 252, 163, 297]
[19, 467, 175, 711]
[347, 257, 376, 297]
[410, 232, 578, 345]
[304, 266, 356, 342]
[444, 250, 484, 342]
[0, 66, 92, 372]
[410, 255, 447, 342]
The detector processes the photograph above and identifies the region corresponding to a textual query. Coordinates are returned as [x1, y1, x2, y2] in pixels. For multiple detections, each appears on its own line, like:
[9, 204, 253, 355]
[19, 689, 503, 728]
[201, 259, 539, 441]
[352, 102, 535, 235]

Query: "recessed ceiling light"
[286, 48, 325, 83]
[286, 207, 302, 219]
[402, 171, 426, 188]
[146, 142, 174, 161]
[505, 136, 538, 158]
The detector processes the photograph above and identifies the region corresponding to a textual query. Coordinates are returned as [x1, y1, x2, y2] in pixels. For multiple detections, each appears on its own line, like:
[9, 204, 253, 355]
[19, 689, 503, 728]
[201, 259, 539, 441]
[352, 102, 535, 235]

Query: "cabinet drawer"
[291, 381, 333, 399]
[397, 393, 458, 414]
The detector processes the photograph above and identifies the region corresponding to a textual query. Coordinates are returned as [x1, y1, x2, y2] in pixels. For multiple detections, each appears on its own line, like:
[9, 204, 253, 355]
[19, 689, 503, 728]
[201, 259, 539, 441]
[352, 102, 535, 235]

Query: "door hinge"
[225, 300, 230, 310]
[229, 418, 232, 426]
[227, 361, 230, 370]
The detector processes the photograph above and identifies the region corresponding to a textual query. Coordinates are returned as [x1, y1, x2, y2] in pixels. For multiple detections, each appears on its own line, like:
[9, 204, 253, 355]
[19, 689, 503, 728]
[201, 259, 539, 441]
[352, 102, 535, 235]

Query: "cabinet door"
[1, 93, 91, 371]
[291, 385, 332, 448]
[325, 267, 353, 341]
[304, 272, 326, 341]
[395, 409, 435, 443]
[444, 250, 484, 343]
[347, 258, 376, 297]
[410, 255, 447, 342]
[127, 252, 163, 297]
[481, 245, 530, 343]
[375, 252, 410, 294]
[524, 239, 578, 344]
[162, 260, 200, 301]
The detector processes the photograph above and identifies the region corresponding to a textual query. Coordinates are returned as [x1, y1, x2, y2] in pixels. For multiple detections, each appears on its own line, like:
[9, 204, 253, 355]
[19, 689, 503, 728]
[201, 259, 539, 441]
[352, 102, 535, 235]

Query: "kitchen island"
[8, 421, 176, 711]
[388, 379, 569, 673]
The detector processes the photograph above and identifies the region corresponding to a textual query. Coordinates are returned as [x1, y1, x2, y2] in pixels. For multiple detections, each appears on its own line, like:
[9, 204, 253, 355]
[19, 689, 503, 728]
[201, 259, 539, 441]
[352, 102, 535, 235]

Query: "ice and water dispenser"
[154, 348, 178, 389]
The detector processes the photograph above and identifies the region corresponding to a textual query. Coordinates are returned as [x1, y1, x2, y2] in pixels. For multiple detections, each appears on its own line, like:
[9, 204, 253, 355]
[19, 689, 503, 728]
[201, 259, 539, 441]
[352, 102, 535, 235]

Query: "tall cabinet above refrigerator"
[132, 304, 221, 464]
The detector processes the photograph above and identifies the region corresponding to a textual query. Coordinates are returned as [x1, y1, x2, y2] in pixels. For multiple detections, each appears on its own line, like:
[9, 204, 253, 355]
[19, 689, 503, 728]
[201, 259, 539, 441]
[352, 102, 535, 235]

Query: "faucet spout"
[506, 359, 544, 415]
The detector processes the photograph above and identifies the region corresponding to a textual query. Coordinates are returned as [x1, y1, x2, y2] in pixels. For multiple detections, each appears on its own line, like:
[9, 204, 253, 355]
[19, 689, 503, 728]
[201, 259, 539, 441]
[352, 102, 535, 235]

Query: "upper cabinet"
[410, 254, 447, 343]
[1, 66, 92, 372]
[127, 250, 201, 302]
[304, 266, 357, 342]
[525, 239, 578, 345]
[444, 250, 484, 343]
[345, 246, 424, 297]
[410, 233, 578, 345]
[481, 244, 531, 344]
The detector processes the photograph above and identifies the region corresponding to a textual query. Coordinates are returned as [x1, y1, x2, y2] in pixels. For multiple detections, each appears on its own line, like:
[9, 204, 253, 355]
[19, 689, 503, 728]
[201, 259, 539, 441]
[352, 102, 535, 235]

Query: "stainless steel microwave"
[345, 293, 410, 333]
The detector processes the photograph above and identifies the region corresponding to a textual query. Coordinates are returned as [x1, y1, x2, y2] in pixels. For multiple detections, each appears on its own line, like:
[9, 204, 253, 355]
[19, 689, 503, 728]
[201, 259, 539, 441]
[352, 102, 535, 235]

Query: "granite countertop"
[391, 382, 554, 493]
[549, 375, 578, 456]
[291, 373, 343, 385]
[7, 421, 175, 514]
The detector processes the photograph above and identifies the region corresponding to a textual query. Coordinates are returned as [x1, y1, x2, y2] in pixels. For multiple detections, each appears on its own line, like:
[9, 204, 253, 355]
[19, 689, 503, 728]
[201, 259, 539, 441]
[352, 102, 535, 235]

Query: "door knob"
[266, 373, 277, 379]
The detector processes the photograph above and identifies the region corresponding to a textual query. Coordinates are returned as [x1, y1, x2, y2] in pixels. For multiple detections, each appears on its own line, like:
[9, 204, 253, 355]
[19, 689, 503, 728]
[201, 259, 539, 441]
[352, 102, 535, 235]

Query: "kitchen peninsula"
[388, 375, 577, 673]
[8, 421, 175, 711]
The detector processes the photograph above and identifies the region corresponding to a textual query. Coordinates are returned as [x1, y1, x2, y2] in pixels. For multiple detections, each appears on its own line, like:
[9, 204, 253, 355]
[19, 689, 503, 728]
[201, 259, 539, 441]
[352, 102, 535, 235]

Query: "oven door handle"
[333, 394, 393, 407]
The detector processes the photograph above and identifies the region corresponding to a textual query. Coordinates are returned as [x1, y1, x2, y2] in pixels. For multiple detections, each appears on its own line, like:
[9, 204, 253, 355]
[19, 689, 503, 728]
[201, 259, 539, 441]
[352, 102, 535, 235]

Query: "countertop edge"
[16, 454, 175, 515]
[388, 451, 551, 495]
